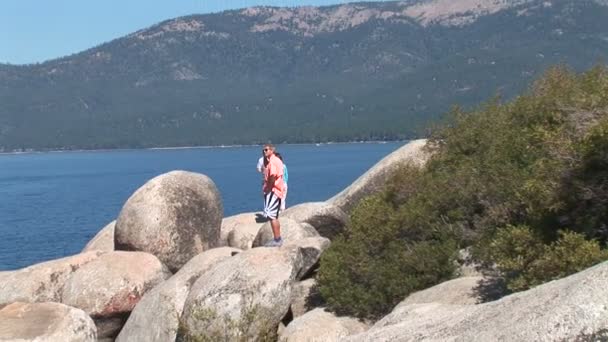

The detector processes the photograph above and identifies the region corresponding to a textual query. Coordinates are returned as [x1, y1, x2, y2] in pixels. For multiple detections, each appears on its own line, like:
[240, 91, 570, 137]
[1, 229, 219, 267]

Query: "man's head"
[263, 144, 275, 158]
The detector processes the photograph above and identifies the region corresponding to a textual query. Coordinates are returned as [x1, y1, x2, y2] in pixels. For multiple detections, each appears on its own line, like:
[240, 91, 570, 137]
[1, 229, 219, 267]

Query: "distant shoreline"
[0, 140, 406, 156]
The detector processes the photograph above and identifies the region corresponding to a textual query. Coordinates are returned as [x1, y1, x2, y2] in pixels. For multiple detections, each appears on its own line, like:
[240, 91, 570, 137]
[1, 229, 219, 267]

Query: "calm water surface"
[0, 142, 403, 270]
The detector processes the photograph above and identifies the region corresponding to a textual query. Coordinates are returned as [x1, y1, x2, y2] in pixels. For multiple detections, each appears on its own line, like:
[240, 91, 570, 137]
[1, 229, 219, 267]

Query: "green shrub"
[317, 194, 457, 320]
[488, 225, 608, 292]
[318, 65, 608, 320]
[560, 118, 608, 241]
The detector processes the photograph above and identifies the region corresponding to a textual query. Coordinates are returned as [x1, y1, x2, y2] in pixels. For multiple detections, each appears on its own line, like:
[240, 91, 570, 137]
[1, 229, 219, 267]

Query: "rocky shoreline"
[2, 138, 607, 341]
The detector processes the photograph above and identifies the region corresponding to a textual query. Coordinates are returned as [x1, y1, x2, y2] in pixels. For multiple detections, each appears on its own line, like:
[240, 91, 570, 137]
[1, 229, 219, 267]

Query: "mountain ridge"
[1, 0, 608, 150]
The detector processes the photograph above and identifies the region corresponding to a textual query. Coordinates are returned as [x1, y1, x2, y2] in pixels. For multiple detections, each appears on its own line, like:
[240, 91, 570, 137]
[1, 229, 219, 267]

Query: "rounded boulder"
[252, 218, 319, 247]
[82, 220, 115, 253]
[280, 308, 368, 342]
[220, 212, 264, 247]
[0, 302, 97, 342]
[115, 170, 223, 272]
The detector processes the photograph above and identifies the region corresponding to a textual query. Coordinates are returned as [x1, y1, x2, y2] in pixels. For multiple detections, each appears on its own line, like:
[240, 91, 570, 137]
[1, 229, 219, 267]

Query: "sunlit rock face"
[0, 302, 97, 342]
[346, 261, 608, 341]
[115, 170, 223, 272]
[243, 0, 537, 35]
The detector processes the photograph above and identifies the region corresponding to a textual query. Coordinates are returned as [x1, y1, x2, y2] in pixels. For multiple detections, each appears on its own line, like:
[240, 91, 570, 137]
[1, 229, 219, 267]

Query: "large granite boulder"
[116, 247, 241, 342]
[400, 276, 489, 306]
[280, 308, 368, 342]
[252, 218, 319, 247]
[347, 260, 608, 341]
[115, 170, 223, 272]
[328, 139, 430, 214]
[227, 222, 264, 250]
[179, 247, 304, 341]
[220, 212, 264, 247]
[0, 302, 97, 342]
[82, 220, 115, 252]
[61, 251, 171, 339]
[281, 202, 348, 240]
[0, 251, 104, 307]
[252, 219, 328, 280]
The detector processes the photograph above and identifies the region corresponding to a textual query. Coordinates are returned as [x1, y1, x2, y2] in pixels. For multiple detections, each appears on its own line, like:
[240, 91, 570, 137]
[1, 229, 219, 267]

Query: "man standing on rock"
[262, 143, 285, 247]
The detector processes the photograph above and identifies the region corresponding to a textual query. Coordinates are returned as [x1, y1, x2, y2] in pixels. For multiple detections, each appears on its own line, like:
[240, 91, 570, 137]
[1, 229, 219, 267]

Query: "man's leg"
[270, 218, 281, 240]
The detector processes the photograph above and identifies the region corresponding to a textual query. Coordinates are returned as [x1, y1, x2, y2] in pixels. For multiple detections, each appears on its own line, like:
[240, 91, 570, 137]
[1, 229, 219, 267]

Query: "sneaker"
[265, 238, 283, 247]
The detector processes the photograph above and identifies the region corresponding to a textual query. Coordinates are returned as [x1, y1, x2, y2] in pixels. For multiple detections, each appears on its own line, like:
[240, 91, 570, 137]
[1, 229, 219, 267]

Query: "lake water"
[0, 142, 403, 270]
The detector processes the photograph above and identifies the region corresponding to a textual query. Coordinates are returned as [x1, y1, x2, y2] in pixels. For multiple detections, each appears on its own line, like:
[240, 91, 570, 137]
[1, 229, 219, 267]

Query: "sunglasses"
[263, 148, 270, 151]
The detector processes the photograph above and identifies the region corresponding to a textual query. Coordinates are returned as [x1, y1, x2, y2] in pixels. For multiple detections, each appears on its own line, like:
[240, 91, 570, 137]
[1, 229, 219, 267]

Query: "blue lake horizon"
[0, 142, 403, 270]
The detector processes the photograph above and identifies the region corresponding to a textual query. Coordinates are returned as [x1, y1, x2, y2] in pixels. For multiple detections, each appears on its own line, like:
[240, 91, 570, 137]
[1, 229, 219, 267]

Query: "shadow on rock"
[473, 277, 508, 303]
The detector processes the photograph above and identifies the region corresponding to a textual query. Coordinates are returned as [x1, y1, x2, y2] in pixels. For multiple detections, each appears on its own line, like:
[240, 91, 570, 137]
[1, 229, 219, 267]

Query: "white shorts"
[263, 192, 282, 220]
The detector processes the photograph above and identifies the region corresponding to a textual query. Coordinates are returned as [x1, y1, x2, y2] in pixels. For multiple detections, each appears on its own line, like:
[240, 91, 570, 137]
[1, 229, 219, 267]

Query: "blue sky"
[0, 0, 388, 65]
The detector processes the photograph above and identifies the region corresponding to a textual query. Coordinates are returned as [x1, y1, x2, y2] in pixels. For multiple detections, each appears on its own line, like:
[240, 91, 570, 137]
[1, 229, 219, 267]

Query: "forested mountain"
[1, 0, 608, 150]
